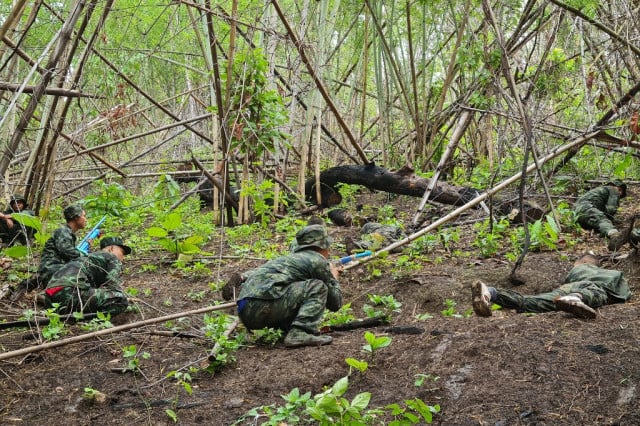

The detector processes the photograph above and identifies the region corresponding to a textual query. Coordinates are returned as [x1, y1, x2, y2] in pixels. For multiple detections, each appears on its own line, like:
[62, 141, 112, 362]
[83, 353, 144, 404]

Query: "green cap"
[294, 224, 333, 252]
[63, 204, 84, 221]
[100, 236, 132, 255]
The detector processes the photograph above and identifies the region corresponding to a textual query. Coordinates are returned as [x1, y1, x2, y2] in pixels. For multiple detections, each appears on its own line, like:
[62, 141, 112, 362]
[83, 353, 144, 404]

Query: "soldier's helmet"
[100, 235, 132, 255]
[606, 179, 627, 198]
[294, 224, 333, 252]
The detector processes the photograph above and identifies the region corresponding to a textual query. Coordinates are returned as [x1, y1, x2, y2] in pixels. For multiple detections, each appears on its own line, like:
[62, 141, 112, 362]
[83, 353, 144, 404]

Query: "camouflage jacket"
[564, 263, 631, 303]
[574, 186, 621, 217]
[47, 251, 123, 291]
[239, 249, 342, 311]
[38, 225, 84, 275]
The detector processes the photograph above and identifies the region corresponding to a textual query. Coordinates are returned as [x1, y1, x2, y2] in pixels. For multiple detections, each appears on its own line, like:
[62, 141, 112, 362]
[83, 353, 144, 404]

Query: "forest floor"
[1, 189, 640, 425]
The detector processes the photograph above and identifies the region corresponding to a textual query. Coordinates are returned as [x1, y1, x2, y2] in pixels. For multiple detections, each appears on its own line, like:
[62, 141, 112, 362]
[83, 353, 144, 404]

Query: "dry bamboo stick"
[0, 303, 236, 362]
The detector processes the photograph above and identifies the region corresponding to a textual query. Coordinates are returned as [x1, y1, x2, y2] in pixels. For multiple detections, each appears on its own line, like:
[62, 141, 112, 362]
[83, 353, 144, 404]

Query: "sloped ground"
[1, 191, 639, 425]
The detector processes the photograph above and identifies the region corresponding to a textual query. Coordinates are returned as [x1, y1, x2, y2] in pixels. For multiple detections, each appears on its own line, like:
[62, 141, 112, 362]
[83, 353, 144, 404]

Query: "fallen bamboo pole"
[0, 302, 236, 362]
[345, 131, 600, 271]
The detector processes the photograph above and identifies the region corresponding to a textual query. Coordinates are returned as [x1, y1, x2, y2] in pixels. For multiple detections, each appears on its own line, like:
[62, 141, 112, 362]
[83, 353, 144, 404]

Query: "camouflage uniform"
[493, 264, 631, 313]
[0, 195, 36, 245]
[41, 251, 128, 315]
[573, 185, 622, 237]
[237, 225, 342, 336]
[37, 225, 85, 286]
[348, 222, 405, 253]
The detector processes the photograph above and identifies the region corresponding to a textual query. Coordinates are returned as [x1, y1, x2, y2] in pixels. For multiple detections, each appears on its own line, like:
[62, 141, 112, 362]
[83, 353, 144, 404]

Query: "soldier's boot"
[221, 273, 245, 301]
[284, 327, 333, 348]
[471, 280, 493, 317]
[606, 229, 627, 251]
[553, 293, 597, 319]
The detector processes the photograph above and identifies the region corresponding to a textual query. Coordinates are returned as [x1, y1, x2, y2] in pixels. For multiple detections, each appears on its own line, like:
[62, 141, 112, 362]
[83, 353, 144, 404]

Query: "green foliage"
[201, 312, 245, 371]
[122, 344, 151, 373]
[362, 331, 392, 354]
[83, 180, 134, 218]
[223, 48, 289, 159]
[80, 312, 113, 331]
[250, 327, 283, 346]
[408, 233, 439, 255]
[42, 305, 66, 341]
[336, 183, 361, 206]
[362, 294, 401, 321]
[321, 303, 356, 327]
[472, 218, 510, 258]
[440, 299, 472, 318]
[239, 179, 286, 227]
[235, 374, 440, 425]
[146, 212, 204, 256]
[346, 358, 369, 374]
[414, 373, 439, 387]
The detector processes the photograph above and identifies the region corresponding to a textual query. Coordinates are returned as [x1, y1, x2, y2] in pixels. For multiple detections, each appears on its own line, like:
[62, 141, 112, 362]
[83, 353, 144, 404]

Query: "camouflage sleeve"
[92, 252, 123, 288]
[605, 188, 620, 217]
[53, 226, 84, 262]
[311, 255, 342, 312]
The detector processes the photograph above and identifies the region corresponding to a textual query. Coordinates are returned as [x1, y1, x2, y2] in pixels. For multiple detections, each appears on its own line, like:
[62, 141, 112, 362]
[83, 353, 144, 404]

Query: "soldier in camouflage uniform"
[345, 222, 406, 254]
[37, 205, 88, 287]
[573, 180, 627, 251]
[0, 195, 36, 246]
[41, 236, 131, 315]
[236, 224, 343, 347]
[471, 254, 631, 319]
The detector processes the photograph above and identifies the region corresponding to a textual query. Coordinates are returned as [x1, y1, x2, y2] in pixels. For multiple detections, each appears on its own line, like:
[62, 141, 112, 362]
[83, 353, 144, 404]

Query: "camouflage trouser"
[42, 285, 129, 315]
[575, 205, 616, 236]
[631, 228, 640, 246]
[238, 279, 328, 334]
[495, 281, 611, 313]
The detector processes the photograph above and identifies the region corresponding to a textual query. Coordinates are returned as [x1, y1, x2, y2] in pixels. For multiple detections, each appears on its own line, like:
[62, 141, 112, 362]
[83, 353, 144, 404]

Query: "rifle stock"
[77, 215, 107, 254]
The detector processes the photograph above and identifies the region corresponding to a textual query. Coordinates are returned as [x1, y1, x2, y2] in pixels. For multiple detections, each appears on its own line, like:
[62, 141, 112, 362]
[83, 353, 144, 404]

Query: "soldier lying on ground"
[0, 195, 36, 246]
[471, 253, 631, 319]
[344, 222, 406, 255]
[39, 236, 132, 316]
[573, 180, 628, 251]
[225, 224, 343, 348]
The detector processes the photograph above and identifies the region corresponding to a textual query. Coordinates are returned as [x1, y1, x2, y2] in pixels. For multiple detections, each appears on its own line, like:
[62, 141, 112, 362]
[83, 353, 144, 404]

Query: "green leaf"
[350, 392, 371, 411]
[147, 226, 168, 238]
[162, 213, 182, 231]
[331, 376, 349, 396]
[3, 245, 29, 258]
[11, 213, 41, 232]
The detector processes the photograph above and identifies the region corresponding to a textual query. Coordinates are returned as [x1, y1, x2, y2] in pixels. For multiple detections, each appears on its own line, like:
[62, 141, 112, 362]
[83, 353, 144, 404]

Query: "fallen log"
[343, 131, 601, 271]
[304, 163, 545, 222]
[0, 303, 236, 362]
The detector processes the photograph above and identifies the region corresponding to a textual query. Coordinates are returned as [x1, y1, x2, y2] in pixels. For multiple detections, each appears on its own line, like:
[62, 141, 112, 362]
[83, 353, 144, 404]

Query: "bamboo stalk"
[0, 303, 236, 362]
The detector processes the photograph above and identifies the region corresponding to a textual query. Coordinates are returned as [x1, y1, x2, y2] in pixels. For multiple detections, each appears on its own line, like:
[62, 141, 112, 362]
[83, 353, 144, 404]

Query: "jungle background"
[2, 0, 640, 424]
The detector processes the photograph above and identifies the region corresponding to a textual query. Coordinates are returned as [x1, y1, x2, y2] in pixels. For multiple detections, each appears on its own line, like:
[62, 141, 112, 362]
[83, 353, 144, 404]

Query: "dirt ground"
[1, 190, 640, 425]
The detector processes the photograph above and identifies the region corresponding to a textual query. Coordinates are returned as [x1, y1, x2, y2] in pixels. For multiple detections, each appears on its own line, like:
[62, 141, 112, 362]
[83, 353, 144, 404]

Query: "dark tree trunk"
[304, 164, 546, 223]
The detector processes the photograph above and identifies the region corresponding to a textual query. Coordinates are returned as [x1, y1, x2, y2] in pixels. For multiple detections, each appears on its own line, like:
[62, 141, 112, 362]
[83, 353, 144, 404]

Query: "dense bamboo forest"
[1, 0, 638, 223]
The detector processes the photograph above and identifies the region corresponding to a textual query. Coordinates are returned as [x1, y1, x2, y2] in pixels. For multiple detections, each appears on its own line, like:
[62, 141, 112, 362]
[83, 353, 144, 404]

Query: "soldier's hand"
[330, 263, 343, 279]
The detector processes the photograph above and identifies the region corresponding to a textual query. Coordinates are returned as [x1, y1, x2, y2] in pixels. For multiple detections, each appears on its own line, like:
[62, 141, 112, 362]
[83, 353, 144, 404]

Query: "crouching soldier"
[40, 236, 132, 316]
[235, 224, 343, 348]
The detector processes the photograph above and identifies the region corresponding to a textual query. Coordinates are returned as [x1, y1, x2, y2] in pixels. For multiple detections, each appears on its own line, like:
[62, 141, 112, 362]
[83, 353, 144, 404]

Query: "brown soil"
[1, 192, 640, 425]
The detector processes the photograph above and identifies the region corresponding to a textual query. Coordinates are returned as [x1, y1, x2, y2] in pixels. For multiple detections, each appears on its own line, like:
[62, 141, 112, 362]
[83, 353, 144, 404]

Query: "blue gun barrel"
[77, 215, 107, 254]
[337, 250, 372, 265]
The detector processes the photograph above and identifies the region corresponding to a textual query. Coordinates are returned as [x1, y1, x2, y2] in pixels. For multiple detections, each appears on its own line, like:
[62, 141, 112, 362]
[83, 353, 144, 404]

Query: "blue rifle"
[77, 215, 107, 254]
[337, 250, 372, 265]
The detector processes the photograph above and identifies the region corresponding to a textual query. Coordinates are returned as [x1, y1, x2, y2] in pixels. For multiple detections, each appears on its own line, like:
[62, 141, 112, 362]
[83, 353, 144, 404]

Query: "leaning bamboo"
[0, 303, 236, 362]
[344, 131, 600, 270]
